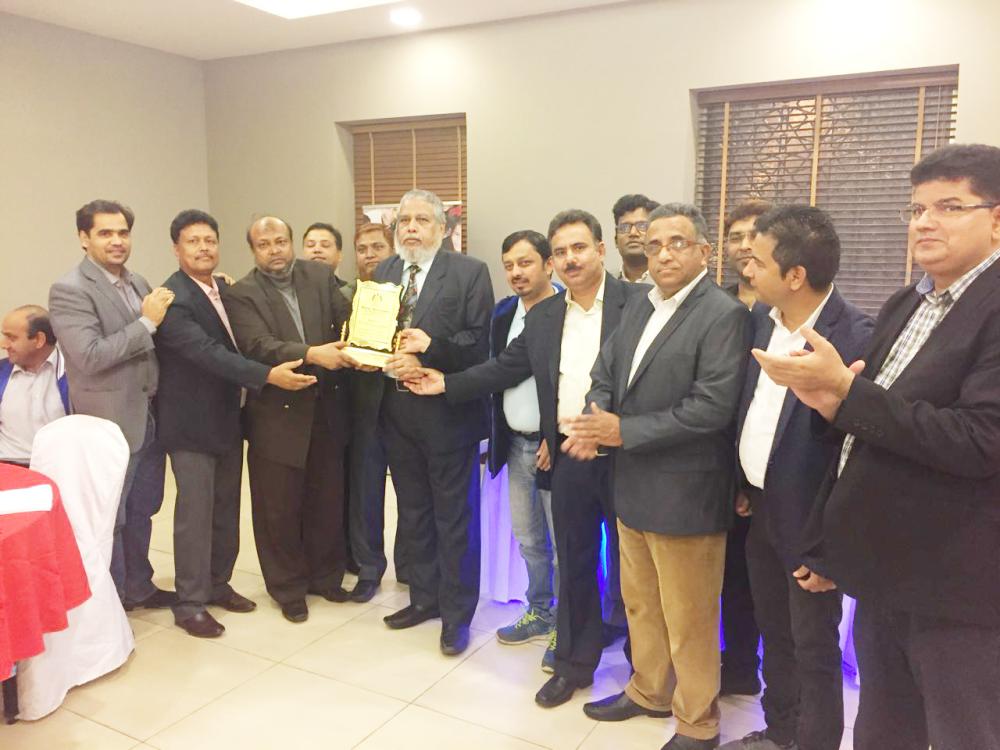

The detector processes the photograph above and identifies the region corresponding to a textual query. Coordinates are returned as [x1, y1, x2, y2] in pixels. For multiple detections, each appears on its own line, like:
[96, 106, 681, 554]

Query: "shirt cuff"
[139, 316, 157, 335]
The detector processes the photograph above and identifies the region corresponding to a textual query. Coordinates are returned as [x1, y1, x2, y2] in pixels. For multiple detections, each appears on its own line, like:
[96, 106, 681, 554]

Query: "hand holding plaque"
[340, 280, 404, 368]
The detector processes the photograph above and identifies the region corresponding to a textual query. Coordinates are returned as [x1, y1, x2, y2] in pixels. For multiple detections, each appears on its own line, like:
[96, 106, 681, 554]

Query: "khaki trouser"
[619, 520, 727, 741]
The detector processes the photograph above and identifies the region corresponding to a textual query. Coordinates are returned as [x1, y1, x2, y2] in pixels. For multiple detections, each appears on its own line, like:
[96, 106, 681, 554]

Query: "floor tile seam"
[405, 628, 499, 705]
[276, 659, 422, 705]
[404, 702, 554, 749]
[572, 718, 601, 750]
[347, 701, 412, 749]
[56, 707, 146, 743]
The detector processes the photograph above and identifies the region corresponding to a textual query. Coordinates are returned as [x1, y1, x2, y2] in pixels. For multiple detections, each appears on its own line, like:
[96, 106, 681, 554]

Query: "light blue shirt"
[502, 298, 541, 433]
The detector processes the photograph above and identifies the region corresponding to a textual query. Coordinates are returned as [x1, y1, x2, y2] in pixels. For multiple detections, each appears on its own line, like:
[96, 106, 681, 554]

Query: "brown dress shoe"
[209, 590, 257, 613]
[177, 611, 225, 638]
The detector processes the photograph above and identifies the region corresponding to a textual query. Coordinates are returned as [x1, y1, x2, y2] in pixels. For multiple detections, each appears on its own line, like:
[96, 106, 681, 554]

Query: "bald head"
[247, 216, 295, 274]
[2, 305, 56, 371]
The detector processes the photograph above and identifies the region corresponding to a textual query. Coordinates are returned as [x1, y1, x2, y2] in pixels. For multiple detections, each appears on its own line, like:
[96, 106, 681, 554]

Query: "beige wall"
[0, 13, 209, 310]
[203, 0, 1000, 296]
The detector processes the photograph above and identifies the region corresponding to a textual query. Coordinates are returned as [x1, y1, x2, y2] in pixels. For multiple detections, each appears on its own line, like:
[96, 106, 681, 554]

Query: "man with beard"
[613, 194, 659, 284]
[719, 199, 773, 696]
[224, 215, 360, 623]
[372, 189, 494, 655]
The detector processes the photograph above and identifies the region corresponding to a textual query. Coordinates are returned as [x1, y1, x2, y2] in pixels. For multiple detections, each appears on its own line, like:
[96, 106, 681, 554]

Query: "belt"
[511, 430, 541, 441]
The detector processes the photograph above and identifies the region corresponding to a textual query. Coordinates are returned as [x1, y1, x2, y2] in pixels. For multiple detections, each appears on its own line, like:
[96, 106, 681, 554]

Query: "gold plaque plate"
[342, 280, 403, 365]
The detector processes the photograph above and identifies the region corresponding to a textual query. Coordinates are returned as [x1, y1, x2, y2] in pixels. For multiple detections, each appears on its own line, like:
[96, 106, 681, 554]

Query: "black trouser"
[550, 449, 612, 685]
[246, 409, 346, 604]
[854, 600, 1000, 750]
[380, 389, 481, 627]
[745, 494, 844, 750]
[722, 512, 760, 685]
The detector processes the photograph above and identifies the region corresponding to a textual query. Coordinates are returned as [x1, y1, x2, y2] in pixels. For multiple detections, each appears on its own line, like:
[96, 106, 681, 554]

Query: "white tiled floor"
[1, 466, 860, 749]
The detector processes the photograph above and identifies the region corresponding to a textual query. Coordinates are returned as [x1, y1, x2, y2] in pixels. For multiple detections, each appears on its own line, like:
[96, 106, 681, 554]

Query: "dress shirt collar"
[767, 284, 835, 333]
[618, 268, 650, 284]
[914, 246, 1000, 304]
[403, 249, 439, 275]
[648, 269, 706, 309]
[11, 347, 59, 376]
[188, 273, 220, 297]
[566, 274, 606, 311]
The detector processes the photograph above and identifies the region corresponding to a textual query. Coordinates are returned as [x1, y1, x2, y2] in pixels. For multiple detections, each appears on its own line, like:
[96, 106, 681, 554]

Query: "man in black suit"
[155, 210, 316, 638]
[224, 215, 359, 624]
[371, 189, 494, 656]
[566, 203, 750, 749]
[721, 207, 873, 750]
[405, 209, 645, 704]
[755, 144, 1000, 750]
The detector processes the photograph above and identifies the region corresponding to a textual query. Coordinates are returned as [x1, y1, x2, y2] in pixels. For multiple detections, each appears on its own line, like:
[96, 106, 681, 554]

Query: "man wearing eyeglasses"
[613, 194, 659, 284]
[562, 203, 751, 749]
[753, 143, 1000, 750]
[224, 215, 362, 623]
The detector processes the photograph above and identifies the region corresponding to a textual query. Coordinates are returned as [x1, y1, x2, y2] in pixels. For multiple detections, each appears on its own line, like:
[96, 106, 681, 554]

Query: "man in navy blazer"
[755, 144, 1000, 750]
[155, 210, 316, 638]
[722, 207, 873, 750]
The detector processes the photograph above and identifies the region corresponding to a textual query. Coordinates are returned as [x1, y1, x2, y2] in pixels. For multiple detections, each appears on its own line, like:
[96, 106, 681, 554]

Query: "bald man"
[0, 305, 69, 466]
[224, 215, 360, 623]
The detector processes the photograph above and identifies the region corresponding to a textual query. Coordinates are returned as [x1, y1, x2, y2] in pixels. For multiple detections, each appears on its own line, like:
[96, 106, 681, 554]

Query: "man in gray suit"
[49, 199, 177, 609]
[564, 203, 751, 750]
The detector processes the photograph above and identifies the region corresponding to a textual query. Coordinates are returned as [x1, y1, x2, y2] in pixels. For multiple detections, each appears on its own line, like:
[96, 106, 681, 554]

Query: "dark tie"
[399, 264, 421, 327]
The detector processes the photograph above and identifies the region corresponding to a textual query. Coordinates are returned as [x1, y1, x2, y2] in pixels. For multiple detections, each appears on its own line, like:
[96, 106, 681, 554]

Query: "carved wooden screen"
[695, 67, 958, 314]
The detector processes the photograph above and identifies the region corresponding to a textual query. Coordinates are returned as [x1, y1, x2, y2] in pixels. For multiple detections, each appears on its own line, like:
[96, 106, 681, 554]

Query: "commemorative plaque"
[340, 280, 404, 367]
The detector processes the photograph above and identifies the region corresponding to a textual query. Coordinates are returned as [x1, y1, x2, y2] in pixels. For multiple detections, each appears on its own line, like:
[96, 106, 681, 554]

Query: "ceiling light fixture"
[233, 0, 396, 20]
[390, 7, 422, 27]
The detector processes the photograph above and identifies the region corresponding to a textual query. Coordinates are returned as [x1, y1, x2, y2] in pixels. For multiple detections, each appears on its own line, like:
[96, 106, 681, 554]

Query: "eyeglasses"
[727, 230, 756, 245]
[616, 221, 649, 235]
[899, 201, 999, 224]
[643, 238, 705, 256]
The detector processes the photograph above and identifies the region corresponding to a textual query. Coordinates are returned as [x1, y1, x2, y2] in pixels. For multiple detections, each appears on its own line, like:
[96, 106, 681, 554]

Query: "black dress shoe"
[176, 611, 225, 638]
[440, 624, 470, 655]
[350, 580, 379, 603]
[209, 590, 257, 613]
[124, 588, 178, 611]
[383, 604, 440, 630]
[308, 585, 350, 603]
[583, 691, 673, 721]
[281, 600, 309, 623]
[661, 734, 720, 749]
[535, 675, 591, 708]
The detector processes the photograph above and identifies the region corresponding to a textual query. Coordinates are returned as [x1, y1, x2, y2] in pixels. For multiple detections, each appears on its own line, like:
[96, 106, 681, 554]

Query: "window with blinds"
[348, 114, 468, 253]
[694, 67, 958, 314]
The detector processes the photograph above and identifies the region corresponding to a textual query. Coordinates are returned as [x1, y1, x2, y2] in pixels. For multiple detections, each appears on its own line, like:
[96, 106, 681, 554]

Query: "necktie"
[399, 264, 421, 328]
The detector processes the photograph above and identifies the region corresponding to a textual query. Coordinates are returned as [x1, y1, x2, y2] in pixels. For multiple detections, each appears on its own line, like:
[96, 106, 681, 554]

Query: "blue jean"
[506, 434, 556, 619]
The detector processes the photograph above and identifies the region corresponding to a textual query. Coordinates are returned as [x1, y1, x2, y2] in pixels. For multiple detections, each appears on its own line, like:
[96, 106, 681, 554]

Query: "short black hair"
[14, 304, 56, 346]
[501, 230, 551, 261]
[303, 222, 343, 250]
[170, 209, 219, 244]
[76, 199, 134, 234]
[911, 143, 1000, 204]
[612, 194, 659, 225]
[246, 216, 292, 248]
[724, 199, 774, 236]
[648, 203, 711, 242]
[754, 205, 840, 291]
[547, 209, 602, 242]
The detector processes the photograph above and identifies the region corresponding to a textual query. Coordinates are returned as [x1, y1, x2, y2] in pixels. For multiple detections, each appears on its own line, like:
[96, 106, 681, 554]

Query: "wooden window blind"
[695, 67, 958, 314]
[349, 114, 468, 253]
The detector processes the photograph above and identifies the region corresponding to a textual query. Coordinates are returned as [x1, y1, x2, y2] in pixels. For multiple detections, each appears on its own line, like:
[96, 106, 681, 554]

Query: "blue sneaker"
[496, 608, 553, 645]
[541, 629, 556, 673]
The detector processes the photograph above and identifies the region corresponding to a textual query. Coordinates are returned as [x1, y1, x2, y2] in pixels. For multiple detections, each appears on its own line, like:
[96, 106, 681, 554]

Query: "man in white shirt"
[0, 306, 68, 466]
[722, 207, 873, 750]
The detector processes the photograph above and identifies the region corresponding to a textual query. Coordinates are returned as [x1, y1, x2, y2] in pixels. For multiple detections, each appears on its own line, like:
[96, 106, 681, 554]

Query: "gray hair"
[398, 189, 447, 225]
[648, 202, 710, 243]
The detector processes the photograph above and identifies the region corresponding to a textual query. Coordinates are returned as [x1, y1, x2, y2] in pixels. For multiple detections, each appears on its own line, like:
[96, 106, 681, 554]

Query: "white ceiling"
[0, 0, 636, 60]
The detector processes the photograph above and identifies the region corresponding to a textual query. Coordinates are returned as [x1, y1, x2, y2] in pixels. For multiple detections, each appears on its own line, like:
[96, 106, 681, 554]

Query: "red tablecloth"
[0, 464, 91, 678]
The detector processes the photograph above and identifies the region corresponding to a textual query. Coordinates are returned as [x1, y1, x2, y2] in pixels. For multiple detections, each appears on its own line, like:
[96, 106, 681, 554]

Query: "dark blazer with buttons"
[486, 295, 519, 476]
[735, 288, 873, 573]
[369, 249, 495, 450]
[587, 275, 751, 536]
[445, 272, 644, 473]
[154, 270, 271, 455]
[223, 260, 351, 468]
[809, 264, 1000, 626]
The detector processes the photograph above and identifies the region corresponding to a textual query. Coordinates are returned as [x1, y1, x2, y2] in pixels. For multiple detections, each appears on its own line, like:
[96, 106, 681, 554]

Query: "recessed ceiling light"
[390, 7, 422, 27]
[233, 0, 396, 20]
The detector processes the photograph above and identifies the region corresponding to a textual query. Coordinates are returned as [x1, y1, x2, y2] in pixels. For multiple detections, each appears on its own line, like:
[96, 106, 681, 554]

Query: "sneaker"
[496, 609, 553, 645]
[718, 730, 799, 750]
[541, 629, 557, 673]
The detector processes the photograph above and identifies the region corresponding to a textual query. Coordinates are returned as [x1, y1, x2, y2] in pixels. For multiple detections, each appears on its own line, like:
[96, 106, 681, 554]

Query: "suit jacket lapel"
[293, 263, 324, 344]
[545, 295, 567, 399]
[411, 251, 448, 329]
[616, 300, 652, 400]
[865, 287, 920, 377]
[737, 310, 774, 432]
[179, 272, 237, 351]
[80, 258, 134, 323]
[253, 270, 303, 343]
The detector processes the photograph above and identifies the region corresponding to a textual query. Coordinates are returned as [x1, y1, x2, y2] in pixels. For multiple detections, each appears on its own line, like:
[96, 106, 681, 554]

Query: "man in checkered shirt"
[753, 144, 1000, 750]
